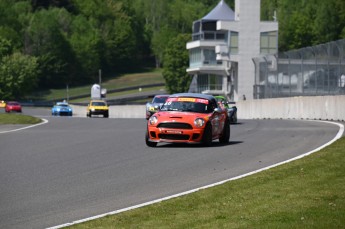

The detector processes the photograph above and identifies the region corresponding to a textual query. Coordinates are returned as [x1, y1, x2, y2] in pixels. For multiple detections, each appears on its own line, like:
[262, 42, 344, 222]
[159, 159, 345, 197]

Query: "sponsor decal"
[166, 97, 209, 104]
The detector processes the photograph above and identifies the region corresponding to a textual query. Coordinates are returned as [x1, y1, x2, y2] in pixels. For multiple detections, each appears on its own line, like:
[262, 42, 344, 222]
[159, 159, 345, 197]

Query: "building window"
[189, 48, 202, 67]
[229, 31, 238, 54]
[260, 31, 277, 54]
[197, 74, 223, 92]
[209, 74, 223, 90]
[203, 49, 216, 65]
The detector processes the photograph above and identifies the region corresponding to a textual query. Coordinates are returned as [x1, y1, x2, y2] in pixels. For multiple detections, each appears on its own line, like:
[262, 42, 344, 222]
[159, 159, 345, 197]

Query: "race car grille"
[157, 122, 193, 129]
[158, 134, 190, 140]
[59, 112, 70, 116]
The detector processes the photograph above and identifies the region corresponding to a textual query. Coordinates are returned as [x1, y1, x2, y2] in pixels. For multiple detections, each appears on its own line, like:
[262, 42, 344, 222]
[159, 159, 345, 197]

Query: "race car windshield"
[152, 97, 168, 104]
[92, 102, 106, 106]
[161, 101, 211, 113]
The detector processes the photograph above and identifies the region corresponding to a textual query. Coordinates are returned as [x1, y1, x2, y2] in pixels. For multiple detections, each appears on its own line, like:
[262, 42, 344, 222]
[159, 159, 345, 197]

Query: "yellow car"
[86, 100, 109, 118]
[0, 100, 6, 108]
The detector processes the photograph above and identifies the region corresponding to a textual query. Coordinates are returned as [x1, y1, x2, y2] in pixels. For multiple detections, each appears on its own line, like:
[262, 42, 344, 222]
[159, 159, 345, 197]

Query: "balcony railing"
[192, 31, 227, 42]
[189, 60, 223, 68]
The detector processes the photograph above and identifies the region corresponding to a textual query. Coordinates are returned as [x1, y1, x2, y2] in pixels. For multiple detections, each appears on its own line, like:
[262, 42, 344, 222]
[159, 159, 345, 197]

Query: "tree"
[132, 0, 169, 68]
[313, 0, 344, 44]
[261, 0, 278, 21]
[0, 37, 12, 59]
[68, 15, 102, 82]
[73, 0, 139, 73]
[0, 52, 39, 99]
[24, 8, 80, 88]
[163, 34, 191, 94]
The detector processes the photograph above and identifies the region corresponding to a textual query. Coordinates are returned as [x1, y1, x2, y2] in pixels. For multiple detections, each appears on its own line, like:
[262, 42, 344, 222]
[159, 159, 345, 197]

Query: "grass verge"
[69, 86, 165, 103]
[28, 69, 164, 101]
[68, 136, 345, 229]
[0, 113, 42, 124]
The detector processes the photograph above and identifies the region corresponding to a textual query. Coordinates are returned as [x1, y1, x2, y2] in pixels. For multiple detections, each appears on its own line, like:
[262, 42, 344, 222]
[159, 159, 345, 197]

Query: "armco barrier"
[71, 95, 345, 121]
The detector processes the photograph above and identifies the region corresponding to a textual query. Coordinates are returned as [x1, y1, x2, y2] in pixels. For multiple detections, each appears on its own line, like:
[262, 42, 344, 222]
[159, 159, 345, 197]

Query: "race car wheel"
[202, 123, 212, 147]
[219, 118, 230, 143]
[104, 112, 109, 118]
[145, 130, 157, 147]
[232, 113, 237, 123]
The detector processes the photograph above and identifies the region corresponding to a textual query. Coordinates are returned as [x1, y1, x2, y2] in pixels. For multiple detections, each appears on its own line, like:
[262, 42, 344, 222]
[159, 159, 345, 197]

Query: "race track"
[0, 107, 341, 228]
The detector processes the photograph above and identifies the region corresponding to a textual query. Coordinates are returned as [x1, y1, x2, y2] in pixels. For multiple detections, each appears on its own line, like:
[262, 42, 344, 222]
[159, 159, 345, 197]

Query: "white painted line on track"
[48, 120, 344, 229]
[0, 118, 48, 134]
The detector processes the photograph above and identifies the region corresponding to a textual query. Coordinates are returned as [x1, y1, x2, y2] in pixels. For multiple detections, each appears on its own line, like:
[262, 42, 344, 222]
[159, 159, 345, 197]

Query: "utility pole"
[66, 84, 69, 103]
[99, 69, 102, 98]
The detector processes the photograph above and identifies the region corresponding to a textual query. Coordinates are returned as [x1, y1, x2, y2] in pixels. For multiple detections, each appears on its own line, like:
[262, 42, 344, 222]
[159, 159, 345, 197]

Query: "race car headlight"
[91, 108, 95, 111]
[194, 118, 205, 127]
[149, 116, 158, 125]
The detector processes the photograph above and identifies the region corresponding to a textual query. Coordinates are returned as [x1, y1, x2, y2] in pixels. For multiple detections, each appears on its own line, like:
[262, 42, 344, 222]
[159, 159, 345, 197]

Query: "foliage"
[0, 52, 39, 99]
[275, 0, 345, 51]
[0, 0, 345, 99]
[163, 34, 191, 94]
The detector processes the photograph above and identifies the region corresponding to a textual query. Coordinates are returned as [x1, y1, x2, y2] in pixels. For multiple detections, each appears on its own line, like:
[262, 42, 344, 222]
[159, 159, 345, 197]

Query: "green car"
[214, 95, 237, 123]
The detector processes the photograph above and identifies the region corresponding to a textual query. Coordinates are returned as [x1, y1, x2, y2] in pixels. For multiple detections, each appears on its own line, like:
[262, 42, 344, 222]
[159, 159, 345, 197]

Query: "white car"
[145, 94, 169, 120]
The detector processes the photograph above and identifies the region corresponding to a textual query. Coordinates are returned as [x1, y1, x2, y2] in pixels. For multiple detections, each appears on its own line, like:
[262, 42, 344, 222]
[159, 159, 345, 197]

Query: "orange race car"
[145, 93, 230, 147]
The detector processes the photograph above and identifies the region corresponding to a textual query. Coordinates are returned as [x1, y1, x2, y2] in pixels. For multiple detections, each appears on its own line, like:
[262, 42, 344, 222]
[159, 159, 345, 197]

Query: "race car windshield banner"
[166, 97, 209, 104]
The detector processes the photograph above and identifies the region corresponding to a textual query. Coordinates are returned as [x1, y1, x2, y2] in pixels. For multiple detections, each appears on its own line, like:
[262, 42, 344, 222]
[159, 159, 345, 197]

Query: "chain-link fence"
[253, 39, 345, 99]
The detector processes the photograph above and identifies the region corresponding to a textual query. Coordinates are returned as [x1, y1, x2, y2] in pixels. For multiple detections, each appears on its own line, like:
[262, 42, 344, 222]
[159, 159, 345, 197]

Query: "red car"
[5, 101, 22, 113]
[146, 93, 230, 147]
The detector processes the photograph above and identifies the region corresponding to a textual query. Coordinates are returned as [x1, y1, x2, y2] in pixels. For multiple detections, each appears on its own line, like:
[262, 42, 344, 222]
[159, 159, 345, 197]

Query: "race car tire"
[230, 113, 237, 123]
[104, 112, 109, 118]
[219, 118, 230, 143]
[145, 130, 157, 147]
[202, 123, 213, 147]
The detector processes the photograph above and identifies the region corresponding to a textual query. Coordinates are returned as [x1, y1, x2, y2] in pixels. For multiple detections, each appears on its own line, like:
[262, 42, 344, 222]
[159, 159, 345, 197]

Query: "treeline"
[262, 0, 345, 51]
[0, 0, 344, 99]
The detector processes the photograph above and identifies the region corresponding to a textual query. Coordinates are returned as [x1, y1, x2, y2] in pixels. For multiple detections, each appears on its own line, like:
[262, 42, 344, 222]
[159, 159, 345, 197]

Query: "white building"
[186, 0, 278, 101]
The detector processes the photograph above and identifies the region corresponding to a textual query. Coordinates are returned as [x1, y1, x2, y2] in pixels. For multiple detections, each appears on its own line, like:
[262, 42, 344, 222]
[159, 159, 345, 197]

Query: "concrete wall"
[71, 105, 146, 118]
[236, 95, 345, 121]
[71, 95, 345, 121]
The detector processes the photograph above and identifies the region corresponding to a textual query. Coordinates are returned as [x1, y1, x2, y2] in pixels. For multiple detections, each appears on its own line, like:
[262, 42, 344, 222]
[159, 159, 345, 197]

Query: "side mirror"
[214, 108, 222, 113]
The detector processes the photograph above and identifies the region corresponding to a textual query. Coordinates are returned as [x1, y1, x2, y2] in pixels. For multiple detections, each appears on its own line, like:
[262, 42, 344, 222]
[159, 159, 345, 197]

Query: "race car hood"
[154, 111, 210, 123]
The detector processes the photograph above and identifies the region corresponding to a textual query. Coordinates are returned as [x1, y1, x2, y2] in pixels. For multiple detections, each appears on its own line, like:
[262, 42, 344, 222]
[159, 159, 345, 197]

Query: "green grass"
[0, 113, 42, 124]
[70, 86, 165, 103]
[68, 136, 345, 229]
[29, 69, 164, 101]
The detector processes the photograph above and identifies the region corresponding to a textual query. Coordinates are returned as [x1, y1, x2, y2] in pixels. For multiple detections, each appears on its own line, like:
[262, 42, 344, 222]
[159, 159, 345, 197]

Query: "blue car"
[52, 101, 73, 116]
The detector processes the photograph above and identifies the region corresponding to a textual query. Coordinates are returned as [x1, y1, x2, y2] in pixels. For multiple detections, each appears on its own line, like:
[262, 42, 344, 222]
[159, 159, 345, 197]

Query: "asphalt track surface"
[0, 107, 342, 229]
